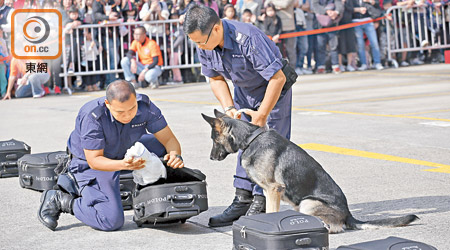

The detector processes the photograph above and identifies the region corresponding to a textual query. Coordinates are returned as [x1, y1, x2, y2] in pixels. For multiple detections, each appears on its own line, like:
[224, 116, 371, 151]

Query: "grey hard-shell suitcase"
[0, 139, 31, 178]
[232, 210, 329, 250]
[119, 171, 135, 210]
[18, 151, 68, 191]
[132, 166, 208, 226]
[336, 236, 437, 250]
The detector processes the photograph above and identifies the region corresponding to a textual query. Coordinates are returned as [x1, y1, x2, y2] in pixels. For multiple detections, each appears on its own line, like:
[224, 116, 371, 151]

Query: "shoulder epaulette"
[138, 94, 151, 105]
[235, 31, 249, 45]
[90, 105, 105, 120]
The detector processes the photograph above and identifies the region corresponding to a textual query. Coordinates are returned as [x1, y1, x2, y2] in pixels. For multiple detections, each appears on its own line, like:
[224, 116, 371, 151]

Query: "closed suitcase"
[119, 171, 135, 210]
[18, 151, 68, 191]
[337, 236, 437, 250]
[232, 210, 329, 250]
[0, 139, 31, 178]
[132, 166, 208, 226]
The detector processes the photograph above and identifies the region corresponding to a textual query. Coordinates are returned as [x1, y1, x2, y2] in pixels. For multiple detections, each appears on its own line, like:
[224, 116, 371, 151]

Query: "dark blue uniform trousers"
[233, 90, 292, 196]
[72, 134, 166, 231]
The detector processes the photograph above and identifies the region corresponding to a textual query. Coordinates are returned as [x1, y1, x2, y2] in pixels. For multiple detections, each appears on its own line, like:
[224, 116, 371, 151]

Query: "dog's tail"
[345, 214, 419, 230]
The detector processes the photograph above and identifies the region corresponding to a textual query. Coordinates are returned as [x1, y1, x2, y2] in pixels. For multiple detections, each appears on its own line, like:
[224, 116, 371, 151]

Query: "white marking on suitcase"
[240, 226, 246, 238]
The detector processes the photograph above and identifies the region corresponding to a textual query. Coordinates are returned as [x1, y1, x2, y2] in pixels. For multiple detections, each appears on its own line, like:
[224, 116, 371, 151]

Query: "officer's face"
[105, 95, 138, 124]
[188, 24, 219, 50]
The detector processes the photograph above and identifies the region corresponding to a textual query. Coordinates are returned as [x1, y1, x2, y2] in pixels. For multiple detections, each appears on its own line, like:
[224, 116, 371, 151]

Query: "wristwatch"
[224, 106, 236, 113]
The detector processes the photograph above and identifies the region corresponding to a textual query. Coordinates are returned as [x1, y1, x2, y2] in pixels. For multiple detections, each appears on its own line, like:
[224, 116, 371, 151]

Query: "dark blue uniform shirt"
[67, 94, 167, 172]
[198, 19, 289, 118]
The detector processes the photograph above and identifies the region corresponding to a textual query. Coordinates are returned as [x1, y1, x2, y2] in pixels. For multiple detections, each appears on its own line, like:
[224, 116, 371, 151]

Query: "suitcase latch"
[295, 238, 312, 246]
[240, 226, 246, 238]
[22, 174, 33, 186]
[5, 154, 17, 160]
[175, 186, 188, 192]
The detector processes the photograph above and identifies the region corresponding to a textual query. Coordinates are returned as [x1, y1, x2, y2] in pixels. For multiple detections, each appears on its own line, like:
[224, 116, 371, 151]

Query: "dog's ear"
[202, 113, 218, 127]
[214, 109, 226, 118]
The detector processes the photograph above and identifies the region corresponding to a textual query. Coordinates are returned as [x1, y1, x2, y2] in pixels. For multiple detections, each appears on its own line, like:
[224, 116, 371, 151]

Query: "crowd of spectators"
[0, 0, 448, 99]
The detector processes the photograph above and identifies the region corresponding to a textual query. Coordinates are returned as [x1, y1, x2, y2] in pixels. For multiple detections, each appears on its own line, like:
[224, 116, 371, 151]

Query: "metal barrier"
[60, 19, 201, 94]
[386, 3, 450, 62]
[60, 8, 450, 93]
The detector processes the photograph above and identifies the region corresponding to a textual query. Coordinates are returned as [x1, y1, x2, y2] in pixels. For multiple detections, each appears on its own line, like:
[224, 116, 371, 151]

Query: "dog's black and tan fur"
[202, 110, 418, 233]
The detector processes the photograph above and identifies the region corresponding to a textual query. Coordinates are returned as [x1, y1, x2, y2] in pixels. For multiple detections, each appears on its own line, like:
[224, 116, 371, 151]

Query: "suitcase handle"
[237, 244, 256, 250]
[295, 238, 312, 246]
[22, 174, 33, 187]
[168, 194, 196, 208]
[5, 153, 18, 160]
[121, 191, 132, 202]
[135, 204, 145, 218]
[1, 161, 17, 166]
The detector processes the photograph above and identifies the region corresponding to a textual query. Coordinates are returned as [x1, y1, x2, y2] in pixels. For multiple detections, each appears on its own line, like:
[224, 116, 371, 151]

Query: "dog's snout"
[210, 153, 224, 161]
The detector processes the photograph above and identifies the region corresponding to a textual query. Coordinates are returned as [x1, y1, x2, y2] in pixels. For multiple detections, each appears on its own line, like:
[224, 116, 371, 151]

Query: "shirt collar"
[108, 107, 116, 123]
[218, 20, 234, 54]
[141, 37, 149, 46]
[135, 94, 143, 117]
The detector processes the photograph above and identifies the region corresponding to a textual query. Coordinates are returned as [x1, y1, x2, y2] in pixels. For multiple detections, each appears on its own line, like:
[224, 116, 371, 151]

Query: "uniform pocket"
[231, 57, 247, 72]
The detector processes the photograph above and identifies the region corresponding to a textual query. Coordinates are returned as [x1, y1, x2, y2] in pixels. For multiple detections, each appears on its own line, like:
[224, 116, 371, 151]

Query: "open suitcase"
[232, 210, 329, 250]
[119, 170, 135, 210]
[18, 151, 68, 191]
[336, 236, 437, 250]
[132, 166, 208, 226]
[0, 139, 31, 178]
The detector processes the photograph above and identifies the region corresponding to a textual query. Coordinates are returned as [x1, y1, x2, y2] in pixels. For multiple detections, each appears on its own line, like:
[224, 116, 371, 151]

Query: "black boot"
[246, 195, 266, 216]
[38, 190, 74, 231]
[208, 188, 253, 227]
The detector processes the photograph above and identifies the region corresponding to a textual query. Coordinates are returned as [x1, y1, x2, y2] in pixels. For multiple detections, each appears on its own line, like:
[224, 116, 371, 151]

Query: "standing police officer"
[38, 80, 184, 231]
[184, 5, 293, 227]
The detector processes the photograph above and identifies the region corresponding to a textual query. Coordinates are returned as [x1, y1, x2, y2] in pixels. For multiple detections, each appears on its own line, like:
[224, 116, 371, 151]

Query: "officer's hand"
[122, 157, 146, 170]
[242, 109, 268, 128]
[164, 153, 184, 169]
[226, 108, 238, 119]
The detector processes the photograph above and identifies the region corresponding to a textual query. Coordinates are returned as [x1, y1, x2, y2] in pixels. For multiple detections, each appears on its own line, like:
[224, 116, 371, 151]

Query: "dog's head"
[201, 109, 240, 161]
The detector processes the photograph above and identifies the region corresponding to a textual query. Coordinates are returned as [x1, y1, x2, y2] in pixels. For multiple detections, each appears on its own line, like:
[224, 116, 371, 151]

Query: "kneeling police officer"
[38, 80, 184, 231]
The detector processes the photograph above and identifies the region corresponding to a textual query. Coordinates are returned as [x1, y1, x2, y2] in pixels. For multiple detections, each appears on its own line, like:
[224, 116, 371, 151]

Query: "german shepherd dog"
[202, 110, 418, 233]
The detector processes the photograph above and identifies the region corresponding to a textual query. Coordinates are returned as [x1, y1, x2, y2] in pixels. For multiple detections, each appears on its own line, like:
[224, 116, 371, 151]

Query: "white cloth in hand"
[125, 142, 166, 185]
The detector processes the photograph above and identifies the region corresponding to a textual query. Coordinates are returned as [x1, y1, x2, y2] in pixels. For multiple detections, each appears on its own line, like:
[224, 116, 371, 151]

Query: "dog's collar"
[242, 127, 267, 151]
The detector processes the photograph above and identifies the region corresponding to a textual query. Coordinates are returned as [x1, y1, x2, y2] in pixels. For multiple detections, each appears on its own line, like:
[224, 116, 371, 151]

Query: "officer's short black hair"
[183, 4, 220, 35]
[106, 80, 136, 103]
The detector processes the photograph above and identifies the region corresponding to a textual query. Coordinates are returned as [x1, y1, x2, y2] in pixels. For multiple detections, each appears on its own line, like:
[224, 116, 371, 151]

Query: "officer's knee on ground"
[97, 212, 124, 231]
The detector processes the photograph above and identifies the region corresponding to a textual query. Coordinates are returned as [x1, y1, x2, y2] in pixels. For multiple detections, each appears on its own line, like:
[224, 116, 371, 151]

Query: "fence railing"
[60, 19, 201, 94]
[386, 3, 450, 62]
[60, 8, 450, 93]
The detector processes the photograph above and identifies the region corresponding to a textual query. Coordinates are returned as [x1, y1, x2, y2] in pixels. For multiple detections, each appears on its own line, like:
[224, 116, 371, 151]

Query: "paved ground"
[0, 64, 449, 249]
